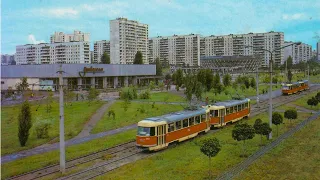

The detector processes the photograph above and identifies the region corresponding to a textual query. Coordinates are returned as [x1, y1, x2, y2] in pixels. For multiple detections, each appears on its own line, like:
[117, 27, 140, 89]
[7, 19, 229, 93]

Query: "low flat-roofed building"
[1, 64, 156, 91]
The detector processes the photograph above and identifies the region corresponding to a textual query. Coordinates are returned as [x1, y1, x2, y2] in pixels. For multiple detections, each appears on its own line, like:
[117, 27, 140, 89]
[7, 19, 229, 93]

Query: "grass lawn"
[1, 101, 104, 155]
[236, 116, 320, 180]
[91, 101, 184, 134]
[292, 91, 320, 111]
[98, 111, 311, 180]
[203, 85, 279, 103]
[140, 92, 186, 102]
[309, 74, 320, 83]
[1, 130, 136, 179]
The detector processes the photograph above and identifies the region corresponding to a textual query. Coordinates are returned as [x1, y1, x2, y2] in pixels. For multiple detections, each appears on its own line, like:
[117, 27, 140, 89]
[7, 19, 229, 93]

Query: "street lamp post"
[245, 42, 301, 140]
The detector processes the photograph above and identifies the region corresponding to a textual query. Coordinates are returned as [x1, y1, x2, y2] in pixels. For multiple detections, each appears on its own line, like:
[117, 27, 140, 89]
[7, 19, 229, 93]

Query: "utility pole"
[307, 63, 310, 86]
[58, 64, 66, 173]
[268, 54, 273, 140]
[255, 67, 259, 107]
[285, 58, 287, 82]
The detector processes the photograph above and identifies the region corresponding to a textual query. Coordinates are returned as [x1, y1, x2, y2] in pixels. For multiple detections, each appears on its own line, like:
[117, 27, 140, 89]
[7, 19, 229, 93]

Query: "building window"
[1, 81, 4, 84]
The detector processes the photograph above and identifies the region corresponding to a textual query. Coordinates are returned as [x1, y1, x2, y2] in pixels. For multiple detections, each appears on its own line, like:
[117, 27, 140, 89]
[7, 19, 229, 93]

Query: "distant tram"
[136, 98, 250, 151]
[282, 80, 309, 95]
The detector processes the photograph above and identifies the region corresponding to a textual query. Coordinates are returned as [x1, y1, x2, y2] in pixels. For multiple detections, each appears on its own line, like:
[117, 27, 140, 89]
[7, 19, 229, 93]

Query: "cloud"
[282, 13, 306, 20]
[28, 34, 45, 44]
[31, 8, 78, 18]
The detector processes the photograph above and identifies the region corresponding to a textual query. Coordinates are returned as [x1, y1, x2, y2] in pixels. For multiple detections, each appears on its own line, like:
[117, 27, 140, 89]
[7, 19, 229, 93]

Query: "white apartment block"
[50, 30, 90, 43]
[110, 18, 148, 64]
[200, 31, 284, 67]
[149, 34, 201, 66]
[284, 41, 312, 64]
[15, 42, 90, 65]
[93, 40, 110, 63]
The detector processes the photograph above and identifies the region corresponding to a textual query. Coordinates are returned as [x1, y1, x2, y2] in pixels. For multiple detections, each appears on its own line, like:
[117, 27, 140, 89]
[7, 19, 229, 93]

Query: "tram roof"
[144, 108, 207, 123]
[211, 98, 250, 108]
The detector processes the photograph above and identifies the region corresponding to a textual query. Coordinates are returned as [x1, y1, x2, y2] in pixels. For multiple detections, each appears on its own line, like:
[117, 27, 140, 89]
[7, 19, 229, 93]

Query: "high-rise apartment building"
[148, 34, 201, 66]
[284, 41, 312, 64]
[200, 31, 284, 67]
[50, 30, 90, 43]
[93, 40, 110, 63]
[110, 18, 148, 64]
[16, 42, 90, 65]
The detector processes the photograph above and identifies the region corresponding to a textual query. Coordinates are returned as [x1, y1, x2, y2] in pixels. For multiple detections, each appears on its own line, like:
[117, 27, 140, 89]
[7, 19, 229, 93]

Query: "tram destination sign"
[83, 66, 104, 73]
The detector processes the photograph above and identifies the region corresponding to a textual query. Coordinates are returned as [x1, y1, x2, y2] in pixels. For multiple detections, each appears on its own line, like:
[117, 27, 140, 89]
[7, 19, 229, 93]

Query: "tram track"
[6, 86, 320, 180]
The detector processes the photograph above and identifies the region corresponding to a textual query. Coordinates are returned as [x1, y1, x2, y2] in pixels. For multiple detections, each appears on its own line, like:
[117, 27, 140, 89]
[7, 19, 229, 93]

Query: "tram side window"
[214, 110, 218, 117]
[242, 104, 244, 110]
[238, 105, 242, 111]
[176, 121, 182, 130]
[234, 106, 238, 112]
[183, 119, 188, 128]
[210, 110, 214, 117]
[150, 127, 155, 136]
[168, 123, 175, 132]
[195, 116, 201, 124]
[245, 103, 248, 108]
[201, 114, 206, 122]
[226, 108, 230, 115]
[230, 107, 233, 113]
[189, 117, 195, 126]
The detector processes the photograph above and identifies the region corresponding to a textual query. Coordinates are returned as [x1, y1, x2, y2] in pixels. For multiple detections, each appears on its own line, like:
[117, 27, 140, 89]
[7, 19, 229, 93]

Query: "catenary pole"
[268, 53, 273, 140]
[58, 64, 66, 173]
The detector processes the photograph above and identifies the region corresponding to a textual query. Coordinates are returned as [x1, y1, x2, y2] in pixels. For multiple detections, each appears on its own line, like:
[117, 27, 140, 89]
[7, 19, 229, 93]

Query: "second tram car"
[282, 80, 309, 95]
[205, 98, 250, 127]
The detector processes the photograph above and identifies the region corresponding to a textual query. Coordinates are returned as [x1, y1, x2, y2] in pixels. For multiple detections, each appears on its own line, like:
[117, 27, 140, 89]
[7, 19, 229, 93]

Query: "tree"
[200, 138, 221, 180]
[174, 69, 184, 91]
[108, 110, 116, 120]
[287, 70, 293, 83]
[212, 73, 220, 89]
[120, 85, 138, 100]
[155, 57, 162, 76]
[46, 91, 54, 113]
[214, 83, 224, 95]
[286, 56, 293, 70]
[254, 119, 272, 145]
[250, 77, 256, 89]
[284, 109, 298, 124]
[133, 51, 143, 64]
[149, 81, 156, 91]
[16, 77, 29, 93]
[242, 76, 250, 89]
[64, 88, 76, 106]
[223, 74, 232, 87]
[88, 88, 100, 105]
[232, 123, 255, 157]
[18, 101, 32, 146]
[315, 92, 320, 102]
[158, 82, 165, 91]
[232, 81, 238, 90]
[307, 97, 318, 109]
[165, 74, 171, 81]
[100, 52, 110, 64]
[122, 98, 130, 112]
[272, 112, 283, 136]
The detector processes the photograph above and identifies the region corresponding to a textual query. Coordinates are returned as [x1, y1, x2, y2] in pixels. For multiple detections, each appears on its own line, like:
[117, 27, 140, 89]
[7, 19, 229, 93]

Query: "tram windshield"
[282, 86, 290, 90]
[137, 127, 155, 136]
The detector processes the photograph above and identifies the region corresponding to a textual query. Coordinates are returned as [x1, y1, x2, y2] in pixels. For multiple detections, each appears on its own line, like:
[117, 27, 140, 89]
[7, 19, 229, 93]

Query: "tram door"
[220, 109, 225, 125]
[157, 125, 166, 146]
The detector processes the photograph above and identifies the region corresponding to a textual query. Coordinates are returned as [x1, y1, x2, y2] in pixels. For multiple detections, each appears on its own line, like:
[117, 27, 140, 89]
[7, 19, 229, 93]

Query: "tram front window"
[137, 127, 155, 136]
[282, 86, 289, 90]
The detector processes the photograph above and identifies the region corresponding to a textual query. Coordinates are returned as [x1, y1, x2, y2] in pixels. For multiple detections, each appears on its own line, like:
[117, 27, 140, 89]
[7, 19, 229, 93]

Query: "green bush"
[139, 89, 150, 99]
[120, 85, 137, 100]
[34, 120, 52, 139]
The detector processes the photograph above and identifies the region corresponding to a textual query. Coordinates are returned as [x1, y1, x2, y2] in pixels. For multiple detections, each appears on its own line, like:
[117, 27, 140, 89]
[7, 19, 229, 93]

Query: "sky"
[1, 0, 320, 54]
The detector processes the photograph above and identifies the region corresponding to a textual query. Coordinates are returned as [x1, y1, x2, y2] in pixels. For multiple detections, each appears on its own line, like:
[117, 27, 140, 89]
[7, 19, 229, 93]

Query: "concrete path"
[75, 100, 116, 139]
